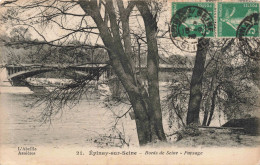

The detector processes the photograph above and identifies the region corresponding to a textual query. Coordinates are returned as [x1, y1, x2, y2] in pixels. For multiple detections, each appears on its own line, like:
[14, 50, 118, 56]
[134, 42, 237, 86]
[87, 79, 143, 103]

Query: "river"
[0, 91, 139, 148]
[0, 83, 227, 148]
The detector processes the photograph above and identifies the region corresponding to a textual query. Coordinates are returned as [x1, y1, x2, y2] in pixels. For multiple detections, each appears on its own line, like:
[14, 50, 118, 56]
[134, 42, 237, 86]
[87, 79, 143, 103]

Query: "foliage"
[175, 125, 202, 141]
[165, 38, 259, 129]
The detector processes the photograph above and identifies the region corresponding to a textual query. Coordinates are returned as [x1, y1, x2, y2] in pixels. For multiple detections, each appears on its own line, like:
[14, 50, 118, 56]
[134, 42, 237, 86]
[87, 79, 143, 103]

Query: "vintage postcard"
[0, 0, 259, 164]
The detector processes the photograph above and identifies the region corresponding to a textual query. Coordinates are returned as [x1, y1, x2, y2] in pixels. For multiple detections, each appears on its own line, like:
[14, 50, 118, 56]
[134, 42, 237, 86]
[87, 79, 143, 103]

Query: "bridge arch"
[7, 68, 54, 80]
[5, 64, 111, 86]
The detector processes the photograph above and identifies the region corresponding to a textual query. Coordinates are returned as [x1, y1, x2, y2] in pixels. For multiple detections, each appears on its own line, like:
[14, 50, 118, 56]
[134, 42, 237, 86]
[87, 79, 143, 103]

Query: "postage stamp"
[218, 2, 259, 37]
[170, 2, 215, 52]
[171, 2, 215, 38]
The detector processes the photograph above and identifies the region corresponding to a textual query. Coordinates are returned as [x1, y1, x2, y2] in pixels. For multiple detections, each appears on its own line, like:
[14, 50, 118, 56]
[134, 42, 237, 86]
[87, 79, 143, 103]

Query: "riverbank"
[146, 128, 260, 148]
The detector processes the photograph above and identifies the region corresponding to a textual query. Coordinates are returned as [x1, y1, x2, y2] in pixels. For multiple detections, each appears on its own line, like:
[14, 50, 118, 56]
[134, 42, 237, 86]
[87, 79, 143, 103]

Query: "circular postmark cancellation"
[170, 6, 214, 53]
[236, 13, 259, 60]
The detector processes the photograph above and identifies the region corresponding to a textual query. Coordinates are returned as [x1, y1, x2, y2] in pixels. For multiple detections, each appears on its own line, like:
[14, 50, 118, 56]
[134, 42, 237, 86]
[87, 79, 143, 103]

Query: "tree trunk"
[207, 85, 219, 126]
[79, 0, 166, 145]
[128, 93, 150, 145]
[202, 76, 214, 126]
[128, 89, 165, 145]
[202, 98, 210, 126]
[136, 1, 166, 142]
[186, 38, 209, 125]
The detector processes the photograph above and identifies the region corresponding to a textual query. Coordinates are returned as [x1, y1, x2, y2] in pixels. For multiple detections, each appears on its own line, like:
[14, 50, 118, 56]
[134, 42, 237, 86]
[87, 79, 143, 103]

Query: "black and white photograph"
[0, 0, 259, 164]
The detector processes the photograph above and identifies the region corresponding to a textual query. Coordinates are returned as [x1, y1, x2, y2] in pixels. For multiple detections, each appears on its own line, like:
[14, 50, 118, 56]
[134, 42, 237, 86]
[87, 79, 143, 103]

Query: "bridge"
[1, 63, 192, 87]
[2, 63, 112, 86]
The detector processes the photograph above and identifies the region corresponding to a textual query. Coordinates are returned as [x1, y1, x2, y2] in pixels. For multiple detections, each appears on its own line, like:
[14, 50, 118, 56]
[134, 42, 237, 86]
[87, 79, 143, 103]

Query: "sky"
[0, 0, 196, 59]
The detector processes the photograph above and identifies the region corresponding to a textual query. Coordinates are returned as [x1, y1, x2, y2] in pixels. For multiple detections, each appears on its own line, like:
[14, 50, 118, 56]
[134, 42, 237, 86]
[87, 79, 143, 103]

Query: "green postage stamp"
[171, 2, 215, 38]
[171, 1, 259, 38]
[218, 2, 259, 37]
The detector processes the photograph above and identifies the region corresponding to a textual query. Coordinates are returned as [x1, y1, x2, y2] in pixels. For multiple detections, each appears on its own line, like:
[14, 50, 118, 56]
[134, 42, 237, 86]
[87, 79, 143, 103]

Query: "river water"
[0, 83, 227, 148]
[0, 92, 139, 148]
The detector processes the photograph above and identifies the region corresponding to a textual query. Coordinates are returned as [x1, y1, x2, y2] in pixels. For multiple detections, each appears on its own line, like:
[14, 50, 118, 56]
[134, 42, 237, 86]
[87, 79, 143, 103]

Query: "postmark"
[236, 13, 259, 38]
[170, 2, 215, 52]
[218, 2, 259, 37]
[236, 13, 260, 60]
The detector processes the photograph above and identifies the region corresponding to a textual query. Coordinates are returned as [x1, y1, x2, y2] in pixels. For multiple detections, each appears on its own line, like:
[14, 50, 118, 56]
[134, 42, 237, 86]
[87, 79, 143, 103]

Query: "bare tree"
[202, 40, 259, 126]
[165, 36, 259, 128]
[1, 0, 167, 146]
